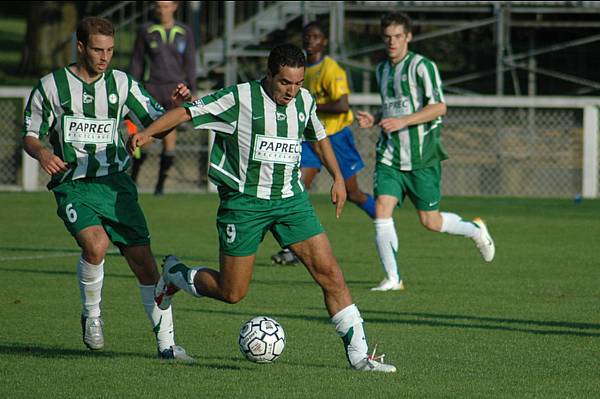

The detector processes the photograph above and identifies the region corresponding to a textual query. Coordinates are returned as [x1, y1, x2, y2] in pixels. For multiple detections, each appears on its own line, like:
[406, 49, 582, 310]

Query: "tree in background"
[18, 1, 81, 77]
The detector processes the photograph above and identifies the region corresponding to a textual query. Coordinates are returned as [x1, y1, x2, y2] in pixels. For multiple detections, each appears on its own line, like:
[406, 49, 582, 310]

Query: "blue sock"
[358, 194, 376, 219]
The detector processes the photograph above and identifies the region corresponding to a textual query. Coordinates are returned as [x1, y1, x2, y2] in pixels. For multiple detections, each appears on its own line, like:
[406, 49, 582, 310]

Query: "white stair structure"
[197, 2, 331, 81]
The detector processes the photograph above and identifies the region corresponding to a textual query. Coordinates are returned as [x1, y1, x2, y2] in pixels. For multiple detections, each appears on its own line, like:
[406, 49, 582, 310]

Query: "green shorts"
[53, 172, 150, 246]
[374, 163, 442, 211]
[216, 187, 324, 256]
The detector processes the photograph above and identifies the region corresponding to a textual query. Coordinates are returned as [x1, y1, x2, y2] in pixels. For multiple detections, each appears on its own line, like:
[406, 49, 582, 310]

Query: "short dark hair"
[302, 21, 328, 37]
[76, 16, 115, 46]
[268, 44, 306, 76]
[381, 12, 412, 33]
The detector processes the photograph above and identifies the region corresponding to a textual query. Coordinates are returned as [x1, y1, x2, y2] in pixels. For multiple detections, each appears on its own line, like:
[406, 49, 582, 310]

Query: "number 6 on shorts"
[66, 203, 78, 223]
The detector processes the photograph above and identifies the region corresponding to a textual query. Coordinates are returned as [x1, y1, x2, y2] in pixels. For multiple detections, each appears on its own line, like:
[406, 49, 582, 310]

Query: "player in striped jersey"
[271, 21, 376, 266]
[130, 44, 396, 372]
[21, 17, 193, 360]
[357, 12, 496, 292]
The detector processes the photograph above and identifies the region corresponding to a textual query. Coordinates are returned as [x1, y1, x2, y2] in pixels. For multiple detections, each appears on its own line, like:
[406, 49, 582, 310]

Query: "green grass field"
[0, 192, 598, 398]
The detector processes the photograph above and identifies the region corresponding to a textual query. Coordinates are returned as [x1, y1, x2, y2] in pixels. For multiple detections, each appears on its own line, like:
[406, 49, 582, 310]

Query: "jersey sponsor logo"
[83, 92, 94, 104]
[63, 116, 116, 144]
[382, 96, 411, 118]
[253, 135, 301, 165]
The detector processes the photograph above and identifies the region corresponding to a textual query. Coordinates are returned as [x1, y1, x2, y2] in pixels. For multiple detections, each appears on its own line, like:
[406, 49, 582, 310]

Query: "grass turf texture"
[0, 192, 598, 398]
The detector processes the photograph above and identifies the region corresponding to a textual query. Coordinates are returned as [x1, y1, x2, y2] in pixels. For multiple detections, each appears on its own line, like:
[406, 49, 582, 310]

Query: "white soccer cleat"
[472, 218, 495, 262]
[370, 278, 405, 292]
[158, 345, 195, 362]
[353, 347, 397, 373]
[354, 358, 397, 373]
[154, 255, 183, 310]
[81, 315, 104, 351]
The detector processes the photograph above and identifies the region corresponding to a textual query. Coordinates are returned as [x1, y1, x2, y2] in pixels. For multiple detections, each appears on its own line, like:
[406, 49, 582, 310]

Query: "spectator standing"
[129, 1, 197, 195]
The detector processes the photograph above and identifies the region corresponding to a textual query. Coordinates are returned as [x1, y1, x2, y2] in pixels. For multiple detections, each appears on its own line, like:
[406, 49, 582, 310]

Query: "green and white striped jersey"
[184, 79, 326, 200]
[375, 51, 448, 171]
[22, 65, 164, 189]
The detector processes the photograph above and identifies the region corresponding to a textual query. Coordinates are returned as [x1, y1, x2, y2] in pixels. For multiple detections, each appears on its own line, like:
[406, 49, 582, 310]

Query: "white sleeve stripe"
[27, 89, 46, 136]
[196, 121, 237, 134]
[192, 92, 236, 117]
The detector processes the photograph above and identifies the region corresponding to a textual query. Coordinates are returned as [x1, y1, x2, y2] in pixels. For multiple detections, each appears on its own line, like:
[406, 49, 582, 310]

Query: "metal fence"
[1, 87, 598, 199]
[309, 95, 599, 199]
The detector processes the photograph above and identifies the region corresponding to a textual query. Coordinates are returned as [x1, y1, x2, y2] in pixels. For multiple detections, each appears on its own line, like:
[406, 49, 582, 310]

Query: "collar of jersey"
[389, 51, 413, 67]
[65, 64, 105, 86]
[306, 56, 326, 68]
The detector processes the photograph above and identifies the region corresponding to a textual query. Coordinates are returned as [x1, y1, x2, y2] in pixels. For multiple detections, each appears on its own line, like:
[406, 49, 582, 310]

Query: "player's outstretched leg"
[154, 255, 204, 310]
[437, 212, 495, 262]
[472, 217, 495, 262]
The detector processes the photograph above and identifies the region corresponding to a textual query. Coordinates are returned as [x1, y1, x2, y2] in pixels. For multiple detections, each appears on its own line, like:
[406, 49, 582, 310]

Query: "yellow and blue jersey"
[304, 56, 353, 136]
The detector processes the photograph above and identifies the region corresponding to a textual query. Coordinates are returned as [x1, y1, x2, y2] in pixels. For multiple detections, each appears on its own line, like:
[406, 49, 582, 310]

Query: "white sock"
[331, 304, 369, 367]
[168, 263, 204, 297]
[139, 284, 175, 352]
[440, 212, 479, 238]
[77, 257, 104, 318]
[374, 218, 400, 282]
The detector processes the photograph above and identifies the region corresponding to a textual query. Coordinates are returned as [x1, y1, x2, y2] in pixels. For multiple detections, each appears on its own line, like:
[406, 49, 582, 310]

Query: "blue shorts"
[300, 127, 365, 180]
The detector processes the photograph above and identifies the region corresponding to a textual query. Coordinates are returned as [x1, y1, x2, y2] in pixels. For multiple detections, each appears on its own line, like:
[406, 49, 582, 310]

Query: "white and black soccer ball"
[239, 316, 286, 363]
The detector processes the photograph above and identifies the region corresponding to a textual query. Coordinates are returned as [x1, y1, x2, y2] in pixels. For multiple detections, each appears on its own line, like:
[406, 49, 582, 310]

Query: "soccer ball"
[239, 316, 286, 363]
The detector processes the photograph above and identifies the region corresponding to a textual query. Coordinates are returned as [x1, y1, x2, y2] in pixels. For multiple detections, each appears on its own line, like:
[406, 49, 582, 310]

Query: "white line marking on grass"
[0, 249, 120, 262]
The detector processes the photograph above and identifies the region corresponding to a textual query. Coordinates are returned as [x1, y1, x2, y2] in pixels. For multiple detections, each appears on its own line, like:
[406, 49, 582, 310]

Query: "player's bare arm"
[22, 136, 68, 175]
[316, 94, 349, 114]
[128, 107, 191, 152]
[313, 137, 347, 218]
[379, 102, 447, 133]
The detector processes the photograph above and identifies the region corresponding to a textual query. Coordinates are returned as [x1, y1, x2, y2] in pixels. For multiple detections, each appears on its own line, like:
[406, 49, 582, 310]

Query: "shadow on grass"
[179, 306, 600, 338]
[0, 344, 144, 359]
[0, 343, 246, 370]
[359, 309, 600, 337]
[0, 343, 338, 370]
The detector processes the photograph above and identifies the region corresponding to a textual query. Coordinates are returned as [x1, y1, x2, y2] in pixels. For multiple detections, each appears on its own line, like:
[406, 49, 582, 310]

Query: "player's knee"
[222, 289, 247, 304]
[83, 239, 109, 264]
[421, 217, 441, 232]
